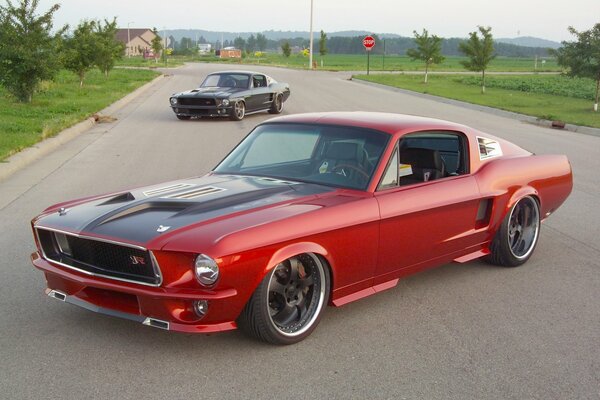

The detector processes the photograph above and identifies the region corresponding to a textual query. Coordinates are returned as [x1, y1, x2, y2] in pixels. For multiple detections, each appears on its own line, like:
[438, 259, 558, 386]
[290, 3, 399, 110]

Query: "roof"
[207, 70, 266, 76]
[262, 112, 470, 136]
[115, 28, 154, 44]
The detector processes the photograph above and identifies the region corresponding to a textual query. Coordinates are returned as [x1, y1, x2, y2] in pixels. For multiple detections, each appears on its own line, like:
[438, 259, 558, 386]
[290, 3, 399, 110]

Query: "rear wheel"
[176, 115, 191, 120]
[238, 253, 330, 345]
[486, 196, 540, 267]
[268, 93, 283, 114]
[230, 101, 245, 121]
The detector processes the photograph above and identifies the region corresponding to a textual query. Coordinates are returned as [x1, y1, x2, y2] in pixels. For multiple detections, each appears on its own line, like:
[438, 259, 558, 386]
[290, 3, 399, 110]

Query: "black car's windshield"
[214, 123, 390, 190]
[201, 73, 250, 88]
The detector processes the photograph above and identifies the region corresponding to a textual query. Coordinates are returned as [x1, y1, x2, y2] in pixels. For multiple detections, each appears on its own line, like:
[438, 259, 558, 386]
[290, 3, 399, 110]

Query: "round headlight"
[221, 99, 230, 106]
[170, 97, 178, 105]
[194, 254, 219, 286]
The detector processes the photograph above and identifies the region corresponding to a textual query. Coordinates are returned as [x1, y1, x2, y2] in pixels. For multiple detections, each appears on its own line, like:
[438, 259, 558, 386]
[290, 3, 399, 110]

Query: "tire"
[238, 253, 330, 345]
[486, 196, 541, 267]
[176, 115, 191, 120]
[229, 101, 245, 121]
[268, 93, 283, 114]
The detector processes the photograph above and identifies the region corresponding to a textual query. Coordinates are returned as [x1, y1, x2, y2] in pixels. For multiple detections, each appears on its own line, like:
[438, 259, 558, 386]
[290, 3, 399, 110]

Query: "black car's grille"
[177, 98, 216, 106]
[36, 228, 161, 286]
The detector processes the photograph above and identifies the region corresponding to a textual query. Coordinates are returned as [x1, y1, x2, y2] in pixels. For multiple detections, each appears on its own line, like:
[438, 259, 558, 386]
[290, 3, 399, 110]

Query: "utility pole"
[309, 0, 314, 69]
[127, 21, 134, 57]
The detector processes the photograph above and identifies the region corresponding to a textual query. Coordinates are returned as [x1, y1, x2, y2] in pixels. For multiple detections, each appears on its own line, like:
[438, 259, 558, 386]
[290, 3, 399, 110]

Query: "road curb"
[0, 73, 165, 183]
[350, 77, 600, 137]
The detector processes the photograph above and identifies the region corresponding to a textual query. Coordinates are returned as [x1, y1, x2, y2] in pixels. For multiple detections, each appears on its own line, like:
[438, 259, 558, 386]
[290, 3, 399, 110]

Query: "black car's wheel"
[486, 196, 540, 267]
[230, 101, 245, 121]
[176, 115, 191, 120]
[238, 253, 330, 345]
[268, 93, 284, 114]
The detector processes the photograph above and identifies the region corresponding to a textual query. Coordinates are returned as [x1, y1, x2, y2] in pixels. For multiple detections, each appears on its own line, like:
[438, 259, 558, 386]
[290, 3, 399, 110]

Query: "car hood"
[176, 87, 245, 98]
[34, 174, 338, 248]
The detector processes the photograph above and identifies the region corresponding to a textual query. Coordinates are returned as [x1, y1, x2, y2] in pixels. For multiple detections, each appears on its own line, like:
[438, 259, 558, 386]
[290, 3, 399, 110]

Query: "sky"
[37, 0, 599, 42]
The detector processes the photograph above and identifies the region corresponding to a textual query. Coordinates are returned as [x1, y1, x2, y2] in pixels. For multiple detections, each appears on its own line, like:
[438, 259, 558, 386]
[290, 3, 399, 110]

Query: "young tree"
[62, 20, 97, 87]
[94, 18, 123, 78]
[246, 34, 257, 53]
[256, 33, 267, 51]
[233, 36, 246, 51]
[281, 41, 291, 58]
[459, 26, 496, 93]
[0, 0, 66, 102]
[151, 27, 163, 63]
[406, 29, 444, 83]
[553, 24, 600, 112]
[319, 30, 327, 57]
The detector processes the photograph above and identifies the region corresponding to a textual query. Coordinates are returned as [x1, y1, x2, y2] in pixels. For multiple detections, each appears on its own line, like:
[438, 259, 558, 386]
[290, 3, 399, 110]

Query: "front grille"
[36, 228, 161, 286]
[177, 97, 216, 106]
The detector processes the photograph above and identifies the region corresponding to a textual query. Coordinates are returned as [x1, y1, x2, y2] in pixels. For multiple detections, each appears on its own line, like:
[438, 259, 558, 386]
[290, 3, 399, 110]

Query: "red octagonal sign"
[363, 35, 375, 51]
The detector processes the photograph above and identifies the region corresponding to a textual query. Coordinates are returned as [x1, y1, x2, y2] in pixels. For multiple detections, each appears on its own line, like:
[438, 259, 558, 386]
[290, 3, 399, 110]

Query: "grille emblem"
[130, 255, 146, 265]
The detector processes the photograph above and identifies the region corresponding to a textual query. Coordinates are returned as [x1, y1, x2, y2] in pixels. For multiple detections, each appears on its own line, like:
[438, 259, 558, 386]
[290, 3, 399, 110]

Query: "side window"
[398, 131, 468, 186]
[253, 75, 267, 88]
[378, 131, 468, 190]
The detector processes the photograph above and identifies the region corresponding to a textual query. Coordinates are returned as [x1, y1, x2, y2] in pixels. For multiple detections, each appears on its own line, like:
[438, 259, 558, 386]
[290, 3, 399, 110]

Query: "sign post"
[363, 35, 375, 75]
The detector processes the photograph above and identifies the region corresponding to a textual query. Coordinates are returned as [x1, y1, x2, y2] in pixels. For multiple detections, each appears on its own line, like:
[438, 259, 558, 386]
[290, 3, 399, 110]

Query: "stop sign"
[363, 35, 375, 51]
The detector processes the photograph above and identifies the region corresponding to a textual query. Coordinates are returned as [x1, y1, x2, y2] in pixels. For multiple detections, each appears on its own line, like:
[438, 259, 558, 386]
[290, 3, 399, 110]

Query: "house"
[115, 28, 158, 57]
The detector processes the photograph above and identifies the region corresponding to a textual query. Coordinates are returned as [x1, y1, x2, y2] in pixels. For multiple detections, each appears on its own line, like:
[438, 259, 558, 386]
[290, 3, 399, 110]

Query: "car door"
[248, 74, 271, 111]
[373, 132, 486, 285]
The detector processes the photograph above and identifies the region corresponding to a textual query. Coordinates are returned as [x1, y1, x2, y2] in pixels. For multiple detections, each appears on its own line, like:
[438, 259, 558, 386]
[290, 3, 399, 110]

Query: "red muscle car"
[31, 112, 572, 344]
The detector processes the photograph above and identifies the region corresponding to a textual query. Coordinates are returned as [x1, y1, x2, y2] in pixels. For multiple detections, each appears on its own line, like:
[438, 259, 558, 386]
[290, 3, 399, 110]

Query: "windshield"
[214, 123, 389, 190]
[201, 73, 250, 88]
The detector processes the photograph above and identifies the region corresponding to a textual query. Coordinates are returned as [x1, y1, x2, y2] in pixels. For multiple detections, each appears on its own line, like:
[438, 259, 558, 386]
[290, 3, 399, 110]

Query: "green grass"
[187, 53, 561, 72]
[355, 73, 600, 128]
[0, 68, 159, 161]
[116, 55, 189, 68]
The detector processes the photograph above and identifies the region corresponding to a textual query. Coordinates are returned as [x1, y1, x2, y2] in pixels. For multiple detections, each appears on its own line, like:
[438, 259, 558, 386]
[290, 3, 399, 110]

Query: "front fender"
[265, 242, 331, 276]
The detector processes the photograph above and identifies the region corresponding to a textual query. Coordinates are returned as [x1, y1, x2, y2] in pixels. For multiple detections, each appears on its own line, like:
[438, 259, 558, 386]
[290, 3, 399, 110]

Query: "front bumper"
[170, 104, 232, 118]
[31, 252, 238, 333]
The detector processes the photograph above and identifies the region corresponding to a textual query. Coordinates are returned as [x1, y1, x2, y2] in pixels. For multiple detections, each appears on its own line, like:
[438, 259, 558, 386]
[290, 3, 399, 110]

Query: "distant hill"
[164, 29, 401, 42]
[496, 36, 561, 49]
[162, 29, 557, 57]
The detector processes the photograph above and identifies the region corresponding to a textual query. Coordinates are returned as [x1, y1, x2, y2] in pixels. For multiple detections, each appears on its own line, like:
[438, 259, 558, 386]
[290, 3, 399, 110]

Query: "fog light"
[194, 254, 219, 286]
[193, 300, 209, 317]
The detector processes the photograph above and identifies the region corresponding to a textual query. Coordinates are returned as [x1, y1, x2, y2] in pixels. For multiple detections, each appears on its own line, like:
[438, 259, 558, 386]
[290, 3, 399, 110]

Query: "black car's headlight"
[221, 99, 230, 107]
[170, 97, 178, 105]
[194, 254, 219, 286]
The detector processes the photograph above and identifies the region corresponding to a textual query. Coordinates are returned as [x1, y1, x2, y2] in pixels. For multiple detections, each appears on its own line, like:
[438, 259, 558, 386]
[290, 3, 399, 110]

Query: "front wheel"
[486, 196, 541, 267]
[229, 101, 245, 121]
[268, 93, 283, 114]
[238, 253, 330, 345]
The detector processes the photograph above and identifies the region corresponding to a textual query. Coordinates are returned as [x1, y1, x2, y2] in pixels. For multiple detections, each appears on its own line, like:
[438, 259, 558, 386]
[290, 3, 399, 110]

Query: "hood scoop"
[143, 183, 195, 197]
[162, 186, 226, 200]
[100, 192, 135, 205]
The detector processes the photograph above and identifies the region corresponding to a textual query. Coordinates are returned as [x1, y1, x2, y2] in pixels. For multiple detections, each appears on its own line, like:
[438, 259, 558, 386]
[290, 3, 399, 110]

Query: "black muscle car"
[169, 71, 291, 121]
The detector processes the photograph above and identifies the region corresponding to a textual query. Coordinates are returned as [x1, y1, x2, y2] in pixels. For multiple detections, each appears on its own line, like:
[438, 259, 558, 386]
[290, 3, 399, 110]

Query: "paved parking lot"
[0, 63, 598, 399]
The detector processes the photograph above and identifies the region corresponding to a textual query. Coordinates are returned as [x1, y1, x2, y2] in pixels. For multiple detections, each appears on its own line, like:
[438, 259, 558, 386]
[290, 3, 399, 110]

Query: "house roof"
[115, 28, 155, 44]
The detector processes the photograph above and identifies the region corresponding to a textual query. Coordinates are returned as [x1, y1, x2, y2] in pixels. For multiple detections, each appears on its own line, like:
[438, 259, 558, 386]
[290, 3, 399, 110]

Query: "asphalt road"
[0, 64, 598, 400]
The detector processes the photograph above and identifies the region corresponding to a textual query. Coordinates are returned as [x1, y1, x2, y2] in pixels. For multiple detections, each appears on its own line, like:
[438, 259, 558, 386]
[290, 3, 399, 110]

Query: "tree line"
[0, 0, 124, 102]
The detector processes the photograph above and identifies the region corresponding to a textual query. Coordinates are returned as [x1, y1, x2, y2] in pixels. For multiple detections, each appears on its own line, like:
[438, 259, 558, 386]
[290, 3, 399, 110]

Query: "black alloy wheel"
[486, 196, 541, 267]
[268, 93, 283, 114]
[238, 253, 330, 345]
